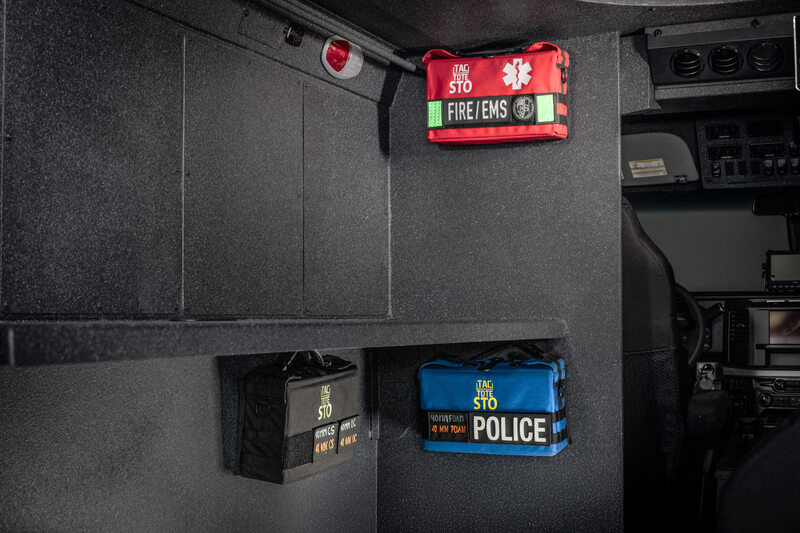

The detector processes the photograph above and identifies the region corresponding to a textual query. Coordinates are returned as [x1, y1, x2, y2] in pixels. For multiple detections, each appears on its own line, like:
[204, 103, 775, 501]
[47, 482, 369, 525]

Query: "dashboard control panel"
[696, 115, 799, 189]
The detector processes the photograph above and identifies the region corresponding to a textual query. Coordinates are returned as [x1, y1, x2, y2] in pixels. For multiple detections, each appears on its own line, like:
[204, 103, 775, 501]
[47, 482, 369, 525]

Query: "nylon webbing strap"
[552, 428, 568, 444]
[428, 92, 567, 129]
[243, 415, 360, 470]
[424, 409, 567, 447]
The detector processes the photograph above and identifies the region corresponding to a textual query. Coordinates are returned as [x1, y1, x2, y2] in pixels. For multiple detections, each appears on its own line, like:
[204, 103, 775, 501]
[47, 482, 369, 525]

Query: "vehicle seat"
[621, 197, 687, 528]
[716, 409, 800, 533]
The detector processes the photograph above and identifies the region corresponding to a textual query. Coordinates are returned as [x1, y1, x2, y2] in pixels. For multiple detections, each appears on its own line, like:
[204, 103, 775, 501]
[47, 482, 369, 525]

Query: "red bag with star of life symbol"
[422, 42, 569, 145]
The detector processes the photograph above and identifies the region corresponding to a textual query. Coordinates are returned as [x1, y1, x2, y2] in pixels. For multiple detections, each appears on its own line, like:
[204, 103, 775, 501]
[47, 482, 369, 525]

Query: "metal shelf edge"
[0, 318, 567, 366]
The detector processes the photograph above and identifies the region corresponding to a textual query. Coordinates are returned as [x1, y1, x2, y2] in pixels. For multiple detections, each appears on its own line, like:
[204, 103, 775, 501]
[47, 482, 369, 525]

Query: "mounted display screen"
[769, 311, 800, 345]
[770, 253, 800, 281]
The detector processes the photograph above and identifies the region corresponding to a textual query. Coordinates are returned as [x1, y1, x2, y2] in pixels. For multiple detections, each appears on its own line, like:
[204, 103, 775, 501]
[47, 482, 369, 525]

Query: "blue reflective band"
[423, 439, 569, 457]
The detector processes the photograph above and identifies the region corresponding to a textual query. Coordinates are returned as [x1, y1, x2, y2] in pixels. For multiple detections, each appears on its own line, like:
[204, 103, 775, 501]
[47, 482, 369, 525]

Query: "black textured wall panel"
[2, 0, 182, 316]
[184, 36, 304, 317]
[620, 35, 657, 115]
[303, 84, 390, 317]
[381, 32, 623, 531]
[0, 352, 376, 532]
[2, 0, 398, 320]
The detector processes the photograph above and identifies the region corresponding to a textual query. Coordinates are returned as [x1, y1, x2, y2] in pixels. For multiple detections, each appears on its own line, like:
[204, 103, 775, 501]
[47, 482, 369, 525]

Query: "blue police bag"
[418, 344, 568, 456]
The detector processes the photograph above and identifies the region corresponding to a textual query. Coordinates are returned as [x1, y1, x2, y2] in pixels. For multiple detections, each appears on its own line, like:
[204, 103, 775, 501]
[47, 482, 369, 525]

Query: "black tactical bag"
[235, 351, 360, 484]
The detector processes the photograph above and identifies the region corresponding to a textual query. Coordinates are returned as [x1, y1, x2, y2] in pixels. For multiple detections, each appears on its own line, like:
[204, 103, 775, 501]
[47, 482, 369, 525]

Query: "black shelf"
[0, 317, 567, 366]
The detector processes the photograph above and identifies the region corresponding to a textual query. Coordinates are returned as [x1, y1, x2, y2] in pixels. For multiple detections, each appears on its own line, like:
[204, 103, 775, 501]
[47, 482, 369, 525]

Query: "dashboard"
[698, 114, 799, 188]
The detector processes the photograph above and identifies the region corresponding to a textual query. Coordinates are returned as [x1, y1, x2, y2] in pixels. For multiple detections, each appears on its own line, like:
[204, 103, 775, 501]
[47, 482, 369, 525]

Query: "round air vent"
[670, 48, 704, 78]
[748, 42, 783, 73]
[708, 46, 742, 75]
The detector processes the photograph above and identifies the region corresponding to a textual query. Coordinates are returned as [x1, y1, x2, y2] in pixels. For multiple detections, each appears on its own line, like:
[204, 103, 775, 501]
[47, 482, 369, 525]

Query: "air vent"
[709, 46, 741, 75]
[670, 48, 704, 78]
[747, 42, 783, 72]
[647, 18, 794, 86]
[729, 310, 750, 344]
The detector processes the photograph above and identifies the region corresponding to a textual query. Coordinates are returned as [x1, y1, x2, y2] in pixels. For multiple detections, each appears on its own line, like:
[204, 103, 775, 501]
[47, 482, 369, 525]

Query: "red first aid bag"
[422, 42, 569, 145]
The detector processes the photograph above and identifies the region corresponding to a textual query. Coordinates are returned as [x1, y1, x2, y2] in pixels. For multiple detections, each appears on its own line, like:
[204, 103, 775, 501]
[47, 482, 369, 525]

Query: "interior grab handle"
[794, 15, 799, 91]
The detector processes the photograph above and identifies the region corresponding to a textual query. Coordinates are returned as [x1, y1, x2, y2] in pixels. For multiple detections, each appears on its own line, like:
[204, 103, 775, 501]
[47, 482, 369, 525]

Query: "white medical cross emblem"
[502, 58, 532, 90]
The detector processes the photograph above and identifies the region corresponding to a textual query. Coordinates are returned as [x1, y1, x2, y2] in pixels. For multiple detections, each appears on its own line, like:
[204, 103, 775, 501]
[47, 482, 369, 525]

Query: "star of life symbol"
[502, 58, 532, 90]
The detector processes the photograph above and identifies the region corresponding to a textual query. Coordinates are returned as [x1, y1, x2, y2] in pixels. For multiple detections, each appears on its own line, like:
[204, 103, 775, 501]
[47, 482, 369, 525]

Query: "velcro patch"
[313, 422, 338, 462]
[427, 412, 469, 442]
[337, 415, 360, 457]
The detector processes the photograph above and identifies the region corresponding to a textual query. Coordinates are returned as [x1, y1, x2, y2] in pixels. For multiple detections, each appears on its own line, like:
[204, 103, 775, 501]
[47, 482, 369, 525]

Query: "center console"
[703, 294, 800, 495]
[722, 298, 800, 419]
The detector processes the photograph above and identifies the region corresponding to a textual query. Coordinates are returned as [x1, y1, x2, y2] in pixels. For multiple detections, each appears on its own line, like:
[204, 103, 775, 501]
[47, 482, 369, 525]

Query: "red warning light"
[325, 39, 350, 72]
[322, 36, 363, 80]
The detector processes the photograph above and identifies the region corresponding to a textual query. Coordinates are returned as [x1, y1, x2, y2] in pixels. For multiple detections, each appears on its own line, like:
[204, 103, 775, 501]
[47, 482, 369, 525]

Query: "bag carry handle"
[470, 342, 561, 371]
[423, 42, 561, 64]
[426, 342, 561, 372]
[280, 350, 357, 374]
[469, 343, 531, 371]
[470, 342, 533, 361]
[281, 350, 330, 372]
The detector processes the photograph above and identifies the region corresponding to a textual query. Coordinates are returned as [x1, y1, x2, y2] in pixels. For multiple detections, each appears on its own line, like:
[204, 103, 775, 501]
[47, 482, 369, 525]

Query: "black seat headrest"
[621, 197, 679, 353]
